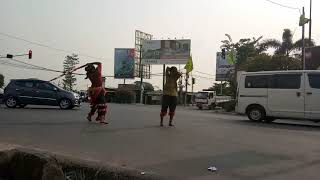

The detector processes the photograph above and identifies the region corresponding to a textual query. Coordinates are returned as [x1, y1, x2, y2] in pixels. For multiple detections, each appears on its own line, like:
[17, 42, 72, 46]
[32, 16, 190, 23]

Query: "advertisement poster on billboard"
[305, 46, 320, 70]
[216, 52, 235, 81]
[114, 48, 135, 79]
[141, 39, 191, 64]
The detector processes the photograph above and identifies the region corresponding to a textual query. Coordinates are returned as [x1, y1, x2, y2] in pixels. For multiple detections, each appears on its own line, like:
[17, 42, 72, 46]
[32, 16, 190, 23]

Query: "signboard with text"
[141, 39, 191, 64]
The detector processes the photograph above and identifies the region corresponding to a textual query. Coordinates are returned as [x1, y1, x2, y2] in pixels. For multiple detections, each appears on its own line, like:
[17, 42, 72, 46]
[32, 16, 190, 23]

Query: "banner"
[141, 39, 191, 64]
[114, 48, 135, 79]
[305, 46, 320, 70]
[216, 52, 235, 81]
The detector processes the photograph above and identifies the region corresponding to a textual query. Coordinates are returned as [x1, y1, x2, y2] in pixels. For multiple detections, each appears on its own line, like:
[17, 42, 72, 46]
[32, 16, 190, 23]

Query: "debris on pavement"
[208, 166, 217, 172]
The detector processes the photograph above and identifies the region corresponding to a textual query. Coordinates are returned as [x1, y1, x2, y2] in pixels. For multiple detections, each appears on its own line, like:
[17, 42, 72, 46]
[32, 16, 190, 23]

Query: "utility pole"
[184, 73, 189, 106]
[302, 7, 306, 70]
[162, 64, 166, 90]
[139, 44, 144, 104]
[309, 0, 312, 41]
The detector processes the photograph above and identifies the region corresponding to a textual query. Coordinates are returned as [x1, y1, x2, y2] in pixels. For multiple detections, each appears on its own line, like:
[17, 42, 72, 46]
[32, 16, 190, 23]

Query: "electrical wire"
[264, 0, 301, 13]
[0, 32, 104, 60]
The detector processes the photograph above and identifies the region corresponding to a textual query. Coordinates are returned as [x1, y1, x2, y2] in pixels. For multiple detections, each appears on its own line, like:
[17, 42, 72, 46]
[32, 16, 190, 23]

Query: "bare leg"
[169, 114, 174, 126]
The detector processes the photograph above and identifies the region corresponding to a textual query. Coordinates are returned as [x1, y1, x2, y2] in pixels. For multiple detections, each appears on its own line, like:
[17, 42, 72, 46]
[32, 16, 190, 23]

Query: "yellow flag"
[299, 14, 309, 26]
[184, 56, 193, 73]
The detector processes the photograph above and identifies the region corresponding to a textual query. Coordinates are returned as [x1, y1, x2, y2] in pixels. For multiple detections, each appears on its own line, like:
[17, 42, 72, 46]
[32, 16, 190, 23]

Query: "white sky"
[0, 0, 319, 91]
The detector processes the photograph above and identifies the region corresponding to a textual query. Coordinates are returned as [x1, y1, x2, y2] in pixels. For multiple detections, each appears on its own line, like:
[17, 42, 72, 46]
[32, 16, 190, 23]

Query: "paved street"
[1, 103, 320, 180]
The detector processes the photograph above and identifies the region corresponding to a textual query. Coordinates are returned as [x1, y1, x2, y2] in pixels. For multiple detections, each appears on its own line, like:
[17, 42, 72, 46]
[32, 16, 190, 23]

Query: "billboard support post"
[139, 44, 143, 104]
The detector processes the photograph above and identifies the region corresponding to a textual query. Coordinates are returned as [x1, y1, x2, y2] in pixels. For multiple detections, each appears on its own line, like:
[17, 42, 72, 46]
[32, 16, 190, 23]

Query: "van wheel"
[5, 97, 18, 108]
[247, 106, 266, 122]
[59, 99, 71, 110]
[210, 103, 216, 110]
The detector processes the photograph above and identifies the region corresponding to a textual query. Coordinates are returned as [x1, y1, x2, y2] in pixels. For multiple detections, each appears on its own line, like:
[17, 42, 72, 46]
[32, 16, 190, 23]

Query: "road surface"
[1, 103, 320, 180]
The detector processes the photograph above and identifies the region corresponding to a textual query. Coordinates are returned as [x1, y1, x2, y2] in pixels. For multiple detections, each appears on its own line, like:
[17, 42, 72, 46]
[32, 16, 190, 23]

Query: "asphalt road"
[1, 103, 320, 180]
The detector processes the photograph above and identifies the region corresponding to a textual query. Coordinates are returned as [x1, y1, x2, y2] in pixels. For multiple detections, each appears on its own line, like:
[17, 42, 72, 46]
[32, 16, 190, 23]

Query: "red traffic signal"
[28, 50, 32, 59]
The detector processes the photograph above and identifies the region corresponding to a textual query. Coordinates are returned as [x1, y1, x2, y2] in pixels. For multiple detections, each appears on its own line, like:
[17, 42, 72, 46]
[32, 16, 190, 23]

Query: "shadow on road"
[0, 106, 79, 111]
[232, 119, 320, 131]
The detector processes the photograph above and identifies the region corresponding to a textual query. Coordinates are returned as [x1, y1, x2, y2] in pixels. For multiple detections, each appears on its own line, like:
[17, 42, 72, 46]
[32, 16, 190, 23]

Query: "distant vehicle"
[236, 70, 320, 122]
[195, 91, 232, 110]
[3, 79, 80, 109]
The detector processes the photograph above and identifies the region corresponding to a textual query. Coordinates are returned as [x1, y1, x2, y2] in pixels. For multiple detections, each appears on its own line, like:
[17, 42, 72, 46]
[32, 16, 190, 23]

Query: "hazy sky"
[0, 0, 319, 91]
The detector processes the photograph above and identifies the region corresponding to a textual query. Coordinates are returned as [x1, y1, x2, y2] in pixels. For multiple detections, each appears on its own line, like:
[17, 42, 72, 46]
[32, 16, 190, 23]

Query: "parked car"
[236, 70, 320, 122]
[3, 79, 80, 109]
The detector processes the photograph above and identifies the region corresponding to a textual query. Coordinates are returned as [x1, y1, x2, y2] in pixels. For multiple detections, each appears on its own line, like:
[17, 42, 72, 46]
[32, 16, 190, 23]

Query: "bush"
[115, 90, 135, 104]
[222, 100, 236, 112]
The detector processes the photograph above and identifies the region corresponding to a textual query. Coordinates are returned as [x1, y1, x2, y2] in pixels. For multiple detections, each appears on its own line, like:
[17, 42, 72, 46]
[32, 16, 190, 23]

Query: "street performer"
[85, 62, 108, 124]
[160, 66, 182, 127]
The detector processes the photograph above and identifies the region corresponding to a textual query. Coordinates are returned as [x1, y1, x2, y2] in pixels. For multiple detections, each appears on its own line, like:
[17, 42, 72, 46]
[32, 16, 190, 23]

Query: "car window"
[15, 81, 34, 88]
[36, 82, 55, 91]
[269, 74, 301, 89]
[308, 74, 320, 89]
[245, 75, 270, 88]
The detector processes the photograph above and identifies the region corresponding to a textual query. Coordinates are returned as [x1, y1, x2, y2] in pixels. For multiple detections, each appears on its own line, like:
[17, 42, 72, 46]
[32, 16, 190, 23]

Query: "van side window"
[270, 74, 301, 89]
[245, 76, 269, 88]
[308, 74, 320, 89]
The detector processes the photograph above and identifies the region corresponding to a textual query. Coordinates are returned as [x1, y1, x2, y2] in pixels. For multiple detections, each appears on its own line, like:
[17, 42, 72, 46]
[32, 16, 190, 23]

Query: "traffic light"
[6, 54, 13, 59]
[28, 50, 32, 59]
[192, 77, 195, 85]
[221, 49, 226, 59]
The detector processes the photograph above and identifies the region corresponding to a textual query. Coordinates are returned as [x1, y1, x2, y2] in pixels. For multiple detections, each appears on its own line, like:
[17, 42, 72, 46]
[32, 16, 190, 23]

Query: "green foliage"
[222, 100, 236, 112]
[62, 54, 79, 91]
[0, 74, 4, 88]
[209, 82, 234, 96]
[260, 29, 315, 57]
[115, 90, 135, 104]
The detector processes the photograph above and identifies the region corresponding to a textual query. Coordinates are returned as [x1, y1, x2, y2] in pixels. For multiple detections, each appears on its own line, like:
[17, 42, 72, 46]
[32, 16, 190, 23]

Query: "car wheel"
[59, 99, 71, 110]
[5, 97, 18, 108]
[247, 106, 266, 122]
[198, 106, 203, 110]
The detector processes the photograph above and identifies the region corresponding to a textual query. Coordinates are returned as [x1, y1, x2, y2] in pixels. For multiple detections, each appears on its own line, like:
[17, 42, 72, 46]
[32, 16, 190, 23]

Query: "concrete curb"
[0, 147, 177, 180]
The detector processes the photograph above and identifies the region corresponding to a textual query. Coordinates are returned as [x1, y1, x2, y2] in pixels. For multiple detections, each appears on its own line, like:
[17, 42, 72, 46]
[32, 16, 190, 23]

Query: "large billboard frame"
[135, 30, 152, 79]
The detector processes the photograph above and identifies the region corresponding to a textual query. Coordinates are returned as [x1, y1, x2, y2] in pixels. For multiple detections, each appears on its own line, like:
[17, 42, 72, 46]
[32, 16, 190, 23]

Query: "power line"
[194, 70, 215, 77]
[264, 0, 301, 13]
[0, 32, 104, 60]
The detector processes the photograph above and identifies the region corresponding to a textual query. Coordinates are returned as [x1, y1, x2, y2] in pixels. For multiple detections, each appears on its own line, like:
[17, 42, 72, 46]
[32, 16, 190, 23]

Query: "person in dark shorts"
[160, 66, 182, 126]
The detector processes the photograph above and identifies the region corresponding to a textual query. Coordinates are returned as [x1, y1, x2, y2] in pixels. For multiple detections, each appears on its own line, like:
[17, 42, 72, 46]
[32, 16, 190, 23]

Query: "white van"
[236, 70, 320, 122]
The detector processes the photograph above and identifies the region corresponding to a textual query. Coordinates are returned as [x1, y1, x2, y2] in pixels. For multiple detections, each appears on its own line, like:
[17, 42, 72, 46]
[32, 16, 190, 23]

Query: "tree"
[259, 29, 315, 57]
[244, 53, 301, 72]
[62, 54, 79, 91]
[0, 74, 4, 88]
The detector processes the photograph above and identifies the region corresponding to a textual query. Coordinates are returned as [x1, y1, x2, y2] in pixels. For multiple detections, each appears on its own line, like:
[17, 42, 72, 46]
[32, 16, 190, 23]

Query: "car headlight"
[73, 93, 80, 99]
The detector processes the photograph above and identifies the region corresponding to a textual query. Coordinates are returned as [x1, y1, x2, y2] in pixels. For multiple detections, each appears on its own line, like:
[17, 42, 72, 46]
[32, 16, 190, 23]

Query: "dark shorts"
[161, 95, 177, 116]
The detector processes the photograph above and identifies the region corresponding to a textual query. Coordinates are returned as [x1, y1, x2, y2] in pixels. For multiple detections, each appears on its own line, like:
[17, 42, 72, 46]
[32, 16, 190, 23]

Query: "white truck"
[195, 91, 232, 110]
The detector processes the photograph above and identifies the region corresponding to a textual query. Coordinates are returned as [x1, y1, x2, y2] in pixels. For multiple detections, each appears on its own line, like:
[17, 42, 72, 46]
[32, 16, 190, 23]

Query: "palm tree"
[259, 29, 315, 57]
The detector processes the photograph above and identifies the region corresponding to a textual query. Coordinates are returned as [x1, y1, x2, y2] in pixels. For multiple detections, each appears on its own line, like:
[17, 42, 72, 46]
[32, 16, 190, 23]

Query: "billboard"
[216, 52, 235, 81]
[114, 48, 135, 79]
[141, 39, 191, 64]
[305, 46, 320, 70]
